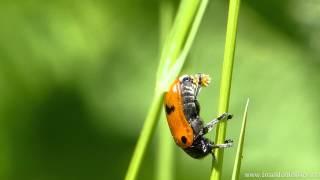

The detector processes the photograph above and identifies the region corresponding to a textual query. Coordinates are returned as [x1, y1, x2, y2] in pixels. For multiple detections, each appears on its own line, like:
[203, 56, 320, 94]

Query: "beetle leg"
[194, 83, 202, 97]
[212, 139, 233, 149]
[199, 113, 233, 136]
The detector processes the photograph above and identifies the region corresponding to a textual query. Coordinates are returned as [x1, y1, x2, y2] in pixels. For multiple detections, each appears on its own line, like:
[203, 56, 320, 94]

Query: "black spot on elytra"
[165, 104, 175, 115]
[181, 136, 187, 144]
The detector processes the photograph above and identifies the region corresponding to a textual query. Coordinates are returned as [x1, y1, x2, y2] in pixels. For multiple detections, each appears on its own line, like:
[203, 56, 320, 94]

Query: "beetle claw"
[227, 113, 233, 120]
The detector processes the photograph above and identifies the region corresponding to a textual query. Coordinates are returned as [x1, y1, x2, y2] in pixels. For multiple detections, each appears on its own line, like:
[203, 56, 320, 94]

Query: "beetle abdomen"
[180, 80, 203, 134]
[181, 81, 198, 120]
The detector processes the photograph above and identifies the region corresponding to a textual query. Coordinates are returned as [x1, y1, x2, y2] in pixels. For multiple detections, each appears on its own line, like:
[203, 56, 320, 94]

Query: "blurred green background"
[1, 0, 320, 179]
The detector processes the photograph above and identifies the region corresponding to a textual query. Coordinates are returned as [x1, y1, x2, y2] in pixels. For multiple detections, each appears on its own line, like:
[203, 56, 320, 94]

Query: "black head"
[183, 136, 213, 159]
[179, 74, 192, 83]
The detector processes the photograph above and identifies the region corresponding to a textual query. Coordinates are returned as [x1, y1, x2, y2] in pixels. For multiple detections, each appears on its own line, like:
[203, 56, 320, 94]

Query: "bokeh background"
[1, 0, 320, 179]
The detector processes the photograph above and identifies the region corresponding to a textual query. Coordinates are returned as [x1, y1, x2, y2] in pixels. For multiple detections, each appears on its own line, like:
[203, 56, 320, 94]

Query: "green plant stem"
[156, 0, 174, 180]
[210, 0, 241, 179]
[171, 0, 209, 77]
[157, 113, 174, 180]
[125, 93, 164, 180]
[156, 0, 202, 92]
[125, 0, 208, 179]
[232, 99, 249, 180]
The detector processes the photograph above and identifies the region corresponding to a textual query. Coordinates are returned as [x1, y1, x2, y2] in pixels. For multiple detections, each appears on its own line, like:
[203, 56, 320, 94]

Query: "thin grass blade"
[210, 0, 241, 179]
[231, 98, 249, 180]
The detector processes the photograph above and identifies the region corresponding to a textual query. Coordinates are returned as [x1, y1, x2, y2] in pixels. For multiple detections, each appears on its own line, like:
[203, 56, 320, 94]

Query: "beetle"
[164, 73, 233, 159]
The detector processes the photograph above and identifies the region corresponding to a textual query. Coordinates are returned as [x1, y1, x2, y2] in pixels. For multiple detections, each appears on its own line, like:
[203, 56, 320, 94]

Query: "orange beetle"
[164, 74, 233, 159]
